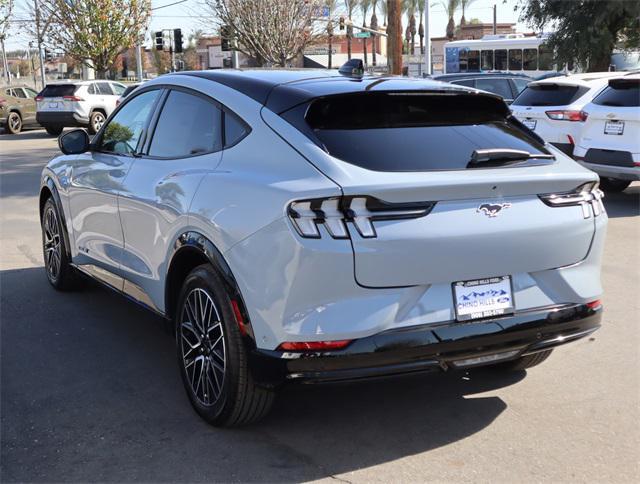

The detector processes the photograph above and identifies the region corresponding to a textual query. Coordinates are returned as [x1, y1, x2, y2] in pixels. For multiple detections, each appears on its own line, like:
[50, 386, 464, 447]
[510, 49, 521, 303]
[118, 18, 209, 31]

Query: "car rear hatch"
[36, 84, 80, 112]
[580, 78, 640, 161]
[510, 82, 591, 142]
[287, 90, 600, 288]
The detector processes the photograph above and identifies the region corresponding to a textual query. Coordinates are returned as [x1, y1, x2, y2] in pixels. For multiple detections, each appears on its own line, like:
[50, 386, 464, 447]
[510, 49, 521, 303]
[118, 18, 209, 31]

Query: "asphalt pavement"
[1, 128, 639, 483]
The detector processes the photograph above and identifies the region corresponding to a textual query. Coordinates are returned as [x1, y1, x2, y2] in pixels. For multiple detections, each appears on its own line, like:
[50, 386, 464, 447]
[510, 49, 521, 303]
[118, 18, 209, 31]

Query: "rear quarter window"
[301, 92, 549, 172]
[512, 84, 589, 106]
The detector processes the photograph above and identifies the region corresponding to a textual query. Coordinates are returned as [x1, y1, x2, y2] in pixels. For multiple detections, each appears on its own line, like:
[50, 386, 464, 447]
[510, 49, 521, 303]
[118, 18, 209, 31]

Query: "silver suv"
[36, 80, 126, 135]
[40, 71, 606, 426]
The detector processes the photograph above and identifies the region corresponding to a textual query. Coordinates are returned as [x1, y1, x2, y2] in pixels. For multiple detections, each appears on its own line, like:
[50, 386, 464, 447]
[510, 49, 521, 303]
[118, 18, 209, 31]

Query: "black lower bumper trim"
[36, 111, 89, 127]
[249, 303, 602, 385]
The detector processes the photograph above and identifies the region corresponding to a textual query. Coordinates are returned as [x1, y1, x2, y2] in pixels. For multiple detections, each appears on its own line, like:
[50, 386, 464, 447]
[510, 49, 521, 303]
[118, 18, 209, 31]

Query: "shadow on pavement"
[0, 128, 54, 140]
[0, 266, 524, 482]
[602, 184, 640, 219]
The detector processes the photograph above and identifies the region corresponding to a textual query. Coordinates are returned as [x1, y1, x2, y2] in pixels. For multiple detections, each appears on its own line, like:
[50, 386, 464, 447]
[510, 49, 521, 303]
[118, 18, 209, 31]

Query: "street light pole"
[34, 0, 46, 88]
[423, 0, 430, 75]
[0, 34, 10, 84]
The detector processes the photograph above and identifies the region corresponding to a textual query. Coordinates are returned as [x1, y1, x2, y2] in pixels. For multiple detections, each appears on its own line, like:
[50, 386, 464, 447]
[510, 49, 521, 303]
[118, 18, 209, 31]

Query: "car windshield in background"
[512, 84, 589, 106]
[592, 80, 640, 107]
[39, 84, 78, 97]
[305, 92, 549, 172]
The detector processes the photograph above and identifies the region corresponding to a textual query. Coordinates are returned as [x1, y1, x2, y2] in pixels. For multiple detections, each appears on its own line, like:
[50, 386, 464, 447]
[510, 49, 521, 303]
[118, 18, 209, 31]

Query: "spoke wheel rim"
[93, 114, 105, 131]
[9, 113, 21, 132]
[43, 206, 62, 280]
[180, 288, 226, 407]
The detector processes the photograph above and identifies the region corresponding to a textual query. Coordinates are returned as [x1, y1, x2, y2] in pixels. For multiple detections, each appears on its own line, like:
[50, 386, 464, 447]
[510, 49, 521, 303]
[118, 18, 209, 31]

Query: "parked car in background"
[116, 82, 144, 107]
[433, 72, 533, 104]
[574, 75, 640, 192]
[36, 80, 126, 136]
[41, 70, 605, 426]
[0, 85, 40, 134]
[510, 72, 622, 156]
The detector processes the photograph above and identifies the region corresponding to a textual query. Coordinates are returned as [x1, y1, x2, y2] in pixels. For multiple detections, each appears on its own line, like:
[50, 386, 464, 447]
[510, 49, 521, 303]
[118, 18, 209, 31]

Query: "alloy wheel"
[179, 288, 226, 406]
[8, 112, 22, 134]
[92, 113, 105, 132]
[43, 206, 62, 280]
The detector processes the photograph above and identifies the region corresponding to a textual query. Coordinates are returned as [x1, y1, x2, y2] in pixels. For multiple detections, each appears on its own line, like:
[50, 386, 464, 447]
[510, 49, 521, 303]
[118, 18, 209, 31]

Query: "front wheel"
[176, 265, 275, 426]
[6, 112, 22, 134]
[599, 178, 631, 192]
[41, 198, 77, 290]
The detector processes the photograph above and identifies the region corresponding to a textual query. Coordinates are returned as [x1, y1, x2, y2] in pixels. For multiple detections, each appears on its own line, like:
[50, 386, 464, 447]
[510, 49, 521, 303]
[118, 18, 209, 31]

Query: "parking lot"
[1, 128, 638, 482]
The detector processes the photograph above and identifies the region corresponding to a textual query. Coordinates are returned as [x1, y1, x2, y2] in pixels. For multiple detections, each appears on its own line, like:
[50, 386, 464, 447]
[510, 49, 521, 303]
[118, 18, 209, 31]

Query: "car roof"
[433, 72, 533, 80]
[529, 72, 625, 88]
[178, 69, 490, 113]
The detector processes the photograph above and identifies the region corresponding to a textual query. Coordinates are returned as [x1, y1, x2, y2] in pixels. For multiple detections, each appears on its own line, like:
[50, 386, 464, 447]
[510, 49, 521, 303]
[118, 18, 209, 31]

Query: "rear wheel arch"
[165, 232, 254, 341]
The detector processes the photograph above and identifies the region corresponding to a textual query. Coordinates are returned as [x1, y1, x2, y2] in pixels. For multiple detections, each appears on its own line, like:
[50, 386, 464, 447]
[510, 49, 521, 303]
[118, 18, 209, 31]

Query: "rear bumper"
[249, 303, 602, 385]
[36, 111, 89, 127]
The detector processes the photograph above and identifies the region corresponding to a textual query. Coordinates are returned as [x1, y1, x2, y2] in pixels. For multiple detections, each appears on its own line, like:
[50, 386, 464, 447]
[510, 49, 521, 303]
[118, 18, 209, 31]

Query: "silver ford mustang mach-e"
[40, 69, 606, 426]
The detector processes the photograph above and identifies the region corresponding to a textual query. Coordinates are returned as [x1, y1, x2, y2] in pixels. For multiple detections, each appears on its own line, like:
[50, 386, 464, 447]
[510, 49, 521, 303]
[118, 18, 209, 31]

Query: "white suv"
[511, 73, 620, 156]
[574, 75, 640, 192]
[36, 80, 126, 136]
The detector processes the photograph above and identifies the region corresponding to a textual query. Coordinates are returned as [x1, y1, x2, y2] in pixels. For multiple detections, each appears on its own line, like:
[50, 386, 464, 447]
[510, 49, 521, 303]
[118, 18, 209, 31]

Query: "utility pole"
[493, 4, 497, 35]
[29, 42, 37, 87]
[34, 0, 46, 87]
[423, 0, 430, 76]
[387, 0, 402, 75]
[135, 41, 143, 81]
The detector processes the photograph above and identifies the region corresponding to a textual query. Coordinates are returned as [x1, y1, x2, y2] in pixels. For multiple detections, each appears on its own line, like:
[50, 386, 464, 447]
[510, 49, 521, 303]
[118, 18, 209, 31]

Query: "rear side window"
[111, 83, 126, 95]
[223, 109, 249, 147]
[592, 80, 640, 107]
[149, 90, 223, 158]
[96, 82, 113, 95]
[451, 79, 474, 87]
[303, 93, 548, 172]
[512, 84, 589, 106]
[475, 78, 513, 100]
[39, 84, 77, 97]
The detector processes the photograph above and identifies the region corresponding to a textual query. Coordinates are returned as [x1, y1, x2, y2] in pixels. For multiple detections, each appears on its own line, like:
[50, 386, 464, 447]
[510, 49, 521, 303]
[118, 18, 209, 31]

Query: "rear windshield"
[512, 84, 589, 106]
[39, 84, 78, 97]
[592, 80, 640, 107]
[301, 93, 549, 172]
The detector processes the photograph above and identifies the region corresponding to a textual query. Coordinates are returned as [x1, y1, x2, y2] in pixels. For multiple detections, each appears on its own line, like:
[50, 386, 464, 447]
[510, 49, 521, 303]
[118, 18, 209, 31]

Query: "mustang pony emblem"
[477, 202, 512, 218]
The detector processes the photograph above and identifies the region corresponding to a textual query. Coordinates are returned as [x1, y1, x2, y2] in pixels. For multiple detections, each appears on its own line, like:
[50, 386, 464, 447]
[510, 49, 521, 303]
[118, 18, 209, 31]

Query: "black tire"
[41, 198, 77, 290]
[175, 264, 274, 426]
[6, 111, 22, 134]
[493, 349, 553, 371]
[44, 125, 63, 136]
[599, 178, 631, 193]
[88, 111, 106, 134]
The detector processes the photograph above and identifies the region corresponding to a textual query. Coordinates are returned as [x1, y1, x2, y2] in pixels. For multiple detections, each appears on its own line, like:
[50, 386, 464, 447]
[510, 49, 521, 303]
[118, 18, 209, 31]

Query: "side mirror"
[58, 129, 90, 155]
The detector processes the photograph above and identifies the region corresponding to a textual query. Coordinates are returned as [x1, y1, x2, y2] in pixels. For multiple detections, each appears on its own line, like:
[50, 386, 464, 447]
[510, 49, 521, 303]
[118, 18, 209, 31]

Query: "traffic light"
[339, 16, 345, 30]
[173, 29, 183, 53]
[44, 49, 53, 61]
[155, 31, 164, 51]
[220, 25, 231, 52]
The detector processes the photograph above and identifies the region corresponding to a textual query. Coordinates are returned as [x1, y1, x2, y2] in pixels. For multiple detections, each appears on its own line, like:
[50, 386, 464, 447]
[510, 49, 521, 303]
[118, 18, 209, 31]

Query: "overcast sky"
[5, 0, 529, 53]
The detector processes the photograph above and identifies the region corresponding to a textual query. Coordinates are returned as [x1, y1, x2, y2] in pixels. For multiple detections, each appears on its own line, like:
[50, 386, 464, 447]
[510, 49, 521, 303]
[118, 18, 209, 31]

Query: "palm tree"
[370, 0, 378, 66]
[433, 0, 460, 40]
[325, 0, 339, 69]
[344, 0, 358, 60]
[406, 0, 418, 55]
[459, 0, 476, 26]
[378, 0, 387, 26]
[360, 0, 371, 66]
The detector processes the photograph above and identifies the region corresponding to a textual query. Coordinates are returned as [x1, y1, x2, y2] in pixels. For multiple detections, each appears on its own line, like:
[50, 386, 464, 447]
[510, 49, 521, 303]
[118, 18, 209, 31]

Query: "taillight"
[63, 95, 84, 101]
[288, 196, 436, 239]
[545, 110, 588, 122]
[277, 340, 352, 351]
[586, 299, 602, 310]
[116, 99, 121, 107]
[0, 97, 7, 104]
[35, 96, 43, 101]
[539, 182, 604, 218]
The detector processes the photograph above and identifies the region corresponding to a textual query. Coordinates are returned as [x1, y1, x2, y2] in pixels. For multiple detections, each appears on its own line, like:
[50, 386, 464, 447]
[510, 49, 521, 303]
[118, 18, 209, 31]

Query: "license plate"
[48, 102, 58, 108]
[522, 119, 537, 130]
[604, 120, 624, 135]
[453, 276, 514, 321]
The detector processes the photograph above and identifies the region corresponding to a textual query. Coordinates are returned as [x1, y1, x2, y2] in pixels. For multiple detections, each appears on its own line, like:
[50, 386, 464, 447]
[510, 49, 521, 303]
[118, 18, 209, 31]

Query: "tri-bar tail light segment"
[288, 196, 437, 239]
